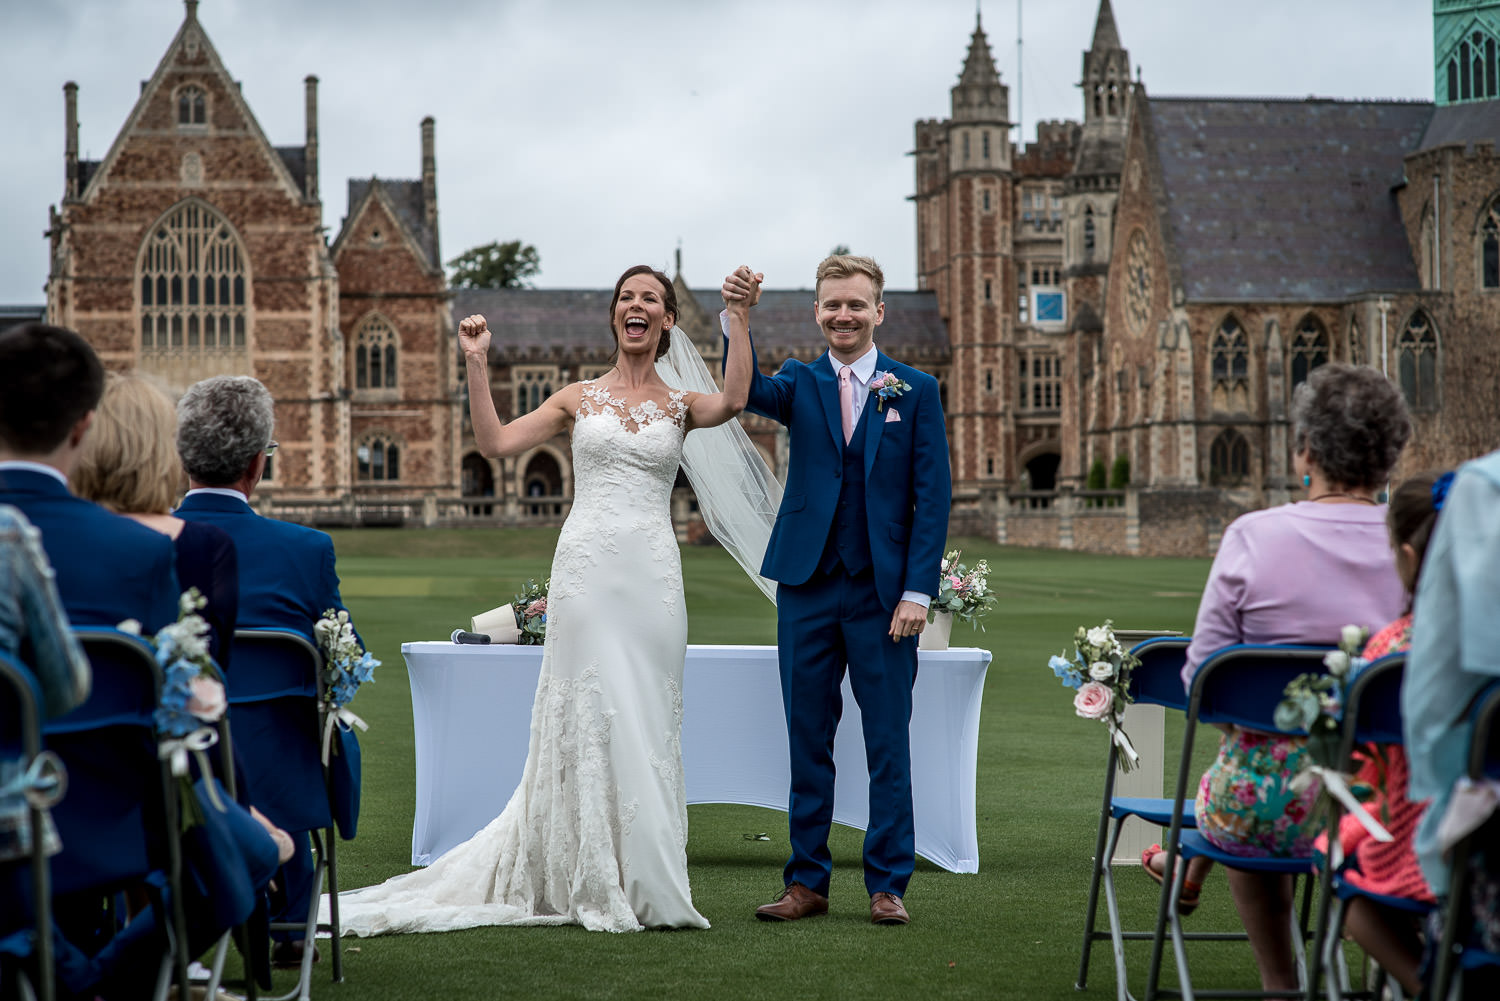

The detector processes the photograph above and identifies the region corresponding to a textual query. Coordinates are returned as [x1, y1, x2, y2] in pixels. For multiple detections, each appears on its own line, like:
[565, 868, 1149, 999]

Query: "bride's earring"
[1302, 474, 1311, 488]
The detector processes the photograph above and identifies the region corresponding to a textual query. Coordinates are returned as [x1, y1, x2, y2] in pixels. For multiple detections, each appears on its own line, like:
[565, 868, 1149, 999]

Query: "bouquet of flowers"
[120, 588, 227, 827]
[930, 550, 996, 629]
[314, 608, 378, 764]
[511, 579, 549, 645]
[1048, 620, 1143, 771]
[1274, 625, 1392, 845]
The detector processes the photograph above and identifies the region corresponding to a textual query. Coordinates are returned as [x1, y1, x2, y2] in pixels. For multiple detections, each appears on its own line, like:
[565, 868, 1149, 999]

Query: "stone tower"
[911, 15, 1015, 528]
[1433, 0, 1500, 105]
[1062, 0, 1132, 488]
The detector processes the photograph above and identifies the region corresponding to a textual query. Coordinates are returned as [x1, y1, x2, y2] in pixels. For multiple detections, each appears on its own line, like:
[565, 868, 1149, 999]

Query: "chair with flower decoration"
[1143, 643, 1337, 1001]
[0, 651, 63, 1001]
[44, 627, 193, 1001]
[1077, 634, 1226, 1001]
[229, 627, 349, 1001]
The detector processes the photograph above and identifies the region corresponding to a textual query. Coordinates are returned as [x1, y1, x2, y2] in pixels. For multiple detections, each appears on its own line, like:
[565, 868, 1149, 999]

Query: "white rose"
[1086, 626, 1112, 649]
[186, 675, 227, 722]
[1341, 624, 1364, 651]
[1089, 661, 1116, 681]
[1324, 649, 1350, 677]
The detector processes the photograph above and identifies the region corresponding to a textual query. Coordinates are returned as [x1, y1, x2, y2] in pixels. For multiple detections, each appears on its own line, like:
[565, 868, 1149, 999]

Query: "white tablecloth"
[402, 642, 990, 874]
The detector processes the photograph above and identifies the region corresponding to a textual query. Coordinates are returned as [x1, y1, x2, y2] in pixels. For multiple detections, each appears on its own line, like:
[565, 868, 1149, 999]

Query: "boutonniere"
[870, 371, 911, 412]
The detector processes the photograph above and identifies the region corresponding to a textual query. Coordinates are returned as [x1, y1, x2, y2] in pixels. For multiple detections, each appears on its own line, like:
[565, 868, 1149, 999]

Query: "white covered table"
[402, 642, 990, 874]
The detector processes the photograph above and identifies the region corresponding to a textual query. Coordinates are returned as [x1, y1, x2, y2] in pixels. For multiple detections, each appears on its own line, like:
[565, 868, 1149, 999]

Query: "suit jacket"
[739, 339, 952, 611]
[0, 468, 180, 633]
[174, 491, 348, 639]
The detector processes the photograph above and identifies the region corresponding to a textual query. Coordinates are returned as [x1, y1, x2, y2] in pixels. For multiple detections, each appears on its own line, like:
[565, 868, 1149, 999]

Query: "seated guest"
[1313, 472, 1443, 996]
[69, 371, 294, 864]
[0, 323, 179, 632]
[174, 375, 356, 969]
[1142, 363, 1411, 997]
[1404, 447, 1500, 994]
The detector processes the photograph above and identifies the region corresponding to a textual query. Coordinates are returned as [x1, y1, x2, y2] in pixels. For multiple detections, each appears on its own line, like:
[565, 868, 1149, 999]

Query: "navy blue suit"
[176, 490, 350, 943]
[0, 467, 180, 633]
[738, 339, 952, 898]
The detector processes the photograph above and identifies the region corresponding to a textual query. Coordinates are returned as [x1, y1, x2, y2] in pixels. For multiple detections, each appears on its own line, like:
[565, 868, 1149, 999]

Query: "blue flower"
[1049, 653, 1084, 690]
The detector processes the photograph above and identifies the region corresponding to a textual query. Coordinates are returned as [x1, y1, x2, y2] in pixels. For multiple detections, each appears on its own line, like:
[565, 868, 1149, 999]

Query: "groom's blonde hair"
[815, 254, 884, 303]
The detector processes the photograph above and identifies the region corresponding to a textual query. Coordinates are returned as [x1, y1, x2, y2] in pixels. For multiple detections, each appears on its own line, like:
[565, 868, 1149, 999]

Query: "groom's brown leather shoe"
[755, 883, 829, 921]
[870, 892, 910, 925]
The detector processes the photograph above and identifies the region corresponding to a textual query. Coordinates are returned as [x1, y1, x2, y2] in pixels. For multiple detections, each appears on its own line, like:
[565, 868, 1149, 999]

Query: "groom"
[724, 254, 951, 925]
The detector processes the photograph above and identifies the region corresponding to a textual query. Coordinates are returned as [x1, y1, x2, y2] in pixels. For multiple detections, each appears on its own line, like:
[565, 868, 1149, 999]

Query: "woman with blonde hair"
[71, 372, 239, 666]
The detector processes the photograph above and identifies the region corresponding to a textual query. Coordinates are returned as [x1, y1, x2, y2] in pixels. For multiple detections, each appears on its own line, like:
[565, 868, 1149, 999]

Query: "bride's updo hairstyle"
[608, 264, 677, 361]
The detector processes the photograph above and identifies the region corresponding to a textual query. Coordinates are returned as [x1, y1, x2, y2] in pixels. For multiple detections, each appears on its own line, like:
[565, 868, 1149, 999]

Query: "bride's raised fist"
[458, 314, 490, 356]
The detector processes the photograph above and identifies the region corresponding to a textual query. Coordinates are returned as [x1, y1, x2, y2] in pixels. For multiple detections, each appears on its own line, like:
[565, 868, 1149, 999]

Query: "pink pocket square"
[885, 408, 901, 423]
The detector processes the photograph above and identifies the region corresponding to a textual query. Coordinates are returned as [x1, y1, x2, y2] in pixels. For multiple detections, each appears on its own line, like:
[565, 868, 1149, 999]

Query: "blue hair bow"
[1431, 470, 1456, 512]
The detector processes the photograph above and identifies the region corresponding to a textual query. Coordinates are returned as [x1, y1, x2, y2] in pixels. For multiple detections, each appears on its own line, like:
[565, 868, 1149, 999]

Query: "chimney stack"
[304, 75, 319, 202]
[421, 116, 439, 249]
[64, 82, 79, 200]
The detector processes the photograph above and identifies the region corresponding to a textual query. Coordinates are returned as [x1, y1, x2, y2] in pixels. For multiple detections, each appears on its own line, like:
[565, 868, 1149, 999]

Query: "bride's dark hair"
[608, 265, 677, 361]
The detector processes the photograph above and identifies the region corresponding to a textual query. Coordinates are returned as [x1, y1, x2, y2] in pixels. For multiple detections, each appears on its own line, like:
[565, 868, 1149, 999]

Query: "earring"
[1302, 474, 1311, 488]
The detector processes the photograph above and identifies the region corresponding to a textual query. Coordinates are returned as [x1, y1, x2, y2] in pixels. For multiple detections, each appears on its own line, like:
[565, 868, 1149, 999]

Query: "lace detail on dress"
[578, 381, 688, 435]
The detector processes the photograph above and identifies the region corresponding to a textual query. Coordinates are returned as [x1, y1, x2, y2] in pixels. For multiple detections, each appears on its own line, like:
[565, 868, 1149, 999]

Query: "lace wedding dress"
[330, 382, 709, 933]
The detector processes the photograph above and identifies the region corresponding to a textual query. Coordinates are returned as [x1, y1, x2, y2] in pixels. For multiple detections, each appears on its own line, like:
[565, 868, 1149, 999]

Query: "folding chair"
[1079, 636, 1241, 1001]
[1303, 652, 1433, 1001]
[1144, 643, 1336, 1001]
[229, 628, 350, 1001]
[0, 652, 64, 1001]
[1431, 680, 1500, 1000]
[46, 627, 190, 1001]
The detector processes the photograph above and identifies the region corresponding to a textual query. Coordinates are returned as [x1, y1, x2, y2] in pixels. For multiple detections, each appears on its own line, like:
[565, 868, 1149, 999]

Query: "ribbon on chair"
[0, 750, 68, 810]
[158, 727, 225, 810]
[1109, 722, 1140, 773]
[1293, 766, 1393, 843]
[321, 704, 368, 766]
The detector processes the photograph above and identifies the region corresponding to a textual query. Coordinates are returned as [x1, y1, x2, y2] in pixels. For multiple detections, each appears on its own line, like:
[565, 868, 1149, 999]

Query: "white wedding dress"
[330, 382, 709, 933]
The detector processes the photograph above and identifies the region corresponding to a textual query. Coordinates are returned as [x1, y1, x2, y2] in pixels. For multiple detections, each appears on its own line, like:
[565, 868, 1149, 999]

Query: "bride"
[330, 264, 759, 934]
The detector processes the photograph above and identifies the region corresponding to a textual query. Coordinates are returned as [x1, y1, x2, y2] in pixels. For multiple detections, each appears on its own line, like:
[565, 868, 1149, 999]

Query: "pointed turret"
[951, 14, 1009, 126]
[1089, 0, 1121, 52]
[1081, 0, 1130, 127]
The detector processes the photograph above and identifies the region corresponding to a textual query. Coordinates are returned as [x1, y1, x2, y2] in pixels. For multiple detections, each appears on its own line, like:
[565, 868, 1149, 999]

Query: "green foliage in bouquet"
[511, 579, 549, 645]
[931, 549, 996, 629]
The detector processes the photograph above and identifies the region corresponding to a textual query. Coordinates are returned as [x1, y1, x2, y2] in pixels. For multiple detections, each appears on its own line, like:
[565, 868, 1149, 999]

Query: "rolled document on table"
[470, 603, 522, 644]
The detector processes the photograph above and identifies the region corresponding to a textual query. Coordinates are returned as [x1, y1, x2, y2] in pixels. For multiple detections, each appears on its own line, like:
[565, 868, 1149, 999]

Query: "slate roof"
[275, 146, 307, 197]
[0, 305, 46, 335]
[1418, 100, 1500, 152]
[343, 178, 440, 271]
[1146, 97, 1435, 301]
[450, 287, 950, 365]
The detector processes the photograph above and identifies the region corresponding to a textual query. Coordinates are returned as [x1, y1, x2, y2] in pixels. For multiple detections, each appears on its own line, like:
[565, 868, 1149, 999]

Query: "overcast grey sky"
[0, 0, 1433, 303]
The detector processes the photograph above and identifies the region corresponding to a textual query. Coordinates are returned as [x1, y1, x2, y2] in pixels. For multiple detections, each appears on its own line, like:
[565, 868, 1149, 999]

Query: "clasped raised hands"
[721, 266, 763, 315]
[458, 314, 491, 359]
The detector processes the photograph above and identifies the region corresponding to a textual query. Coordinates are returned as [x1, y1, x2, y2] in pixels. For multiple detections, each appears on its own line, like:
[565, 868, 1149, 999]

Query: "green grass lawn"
[251, 530, 1308, 1000]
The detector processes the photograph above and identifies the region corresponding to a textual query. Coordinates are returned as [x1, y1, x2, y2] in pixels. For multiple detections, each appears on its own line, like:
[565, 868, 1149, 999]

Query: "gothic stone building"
[45, 2, 459, 522]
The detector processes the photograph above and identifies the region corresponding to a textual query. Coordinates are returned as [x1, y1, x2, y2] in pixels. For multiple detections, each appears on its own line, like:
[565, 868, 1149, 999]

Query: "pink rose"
[524, 597, 547, 618]
[186, 675, 227, 722]
[1073, 681, 1113, 720]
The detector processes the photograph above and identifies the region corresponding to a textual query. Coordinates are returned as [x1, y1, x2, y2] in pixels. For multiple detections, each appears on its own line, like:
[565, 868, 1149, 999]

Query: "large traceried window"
[1019, 351, 1060, 411]
[1210, 316, 1250, 413]
[1209, 428, 1250, 487]
[1289, 316, 1329, 389]
[513, 367, 556, 418]
[354, 314, 398, 390]
[356, 435, 402, 482]
[1397, 311, 1440, 411]
[139, 200, 247, 354]
[1481, 194, 1499, 290]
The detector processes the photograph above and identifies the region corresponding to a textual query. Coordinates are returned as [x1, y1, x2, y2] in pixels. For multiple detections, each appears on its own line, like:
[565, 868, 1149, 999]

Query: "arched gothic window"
[1209, 428, 1250, 487]
[177, 85, 206, 126]
[1210, 317, 1250, 412]
[1289, 317, 1329, 389]
[354, 314, 398, 390]
[1481, 194, 1499, 289]
[1083, 206, 1096, 257]
[1397, 312, 1440, 411]
[356, 435, 401, 482]
[138, 200, 247, 353]
[1448, 27, 1499, 102]
[1347, 318, 1363, 366]
[513, 367, 556, 418]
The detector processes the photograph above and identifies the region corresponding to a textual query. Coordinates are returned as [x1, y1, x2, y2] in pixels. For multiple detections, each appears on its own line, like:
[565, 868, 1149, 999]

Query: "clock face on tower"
[1125, 230, 1153, 336]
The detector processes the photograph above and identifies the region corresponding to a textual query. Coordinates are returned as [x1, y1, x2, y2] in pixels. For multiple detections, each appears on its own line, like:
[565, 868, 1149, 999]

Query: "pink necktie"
[839, 365, 855, 445]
